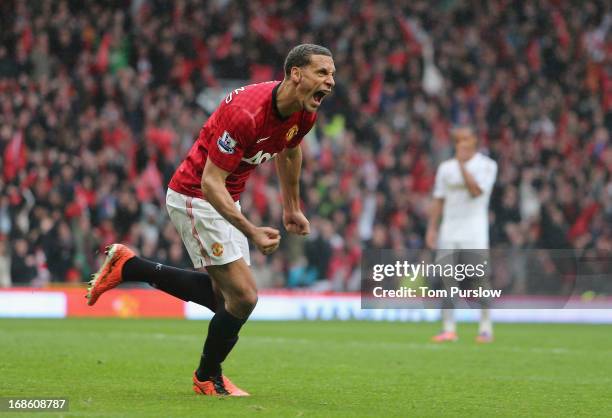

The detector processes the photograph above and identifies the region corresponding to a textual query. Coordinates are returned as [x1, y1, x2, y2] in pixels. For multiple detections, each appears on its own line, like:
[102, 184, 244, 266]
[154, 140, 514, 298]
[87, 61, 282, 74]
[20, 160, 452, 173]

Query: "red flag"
[136, 159, 164, 203]
[95, 33, 111, 73]
[365, 73, 383, 114]
[216, 31, 233, 59]
[552, 10, 570, 50]
[568, 202, 600, 241]
[3, 130, 26, 182]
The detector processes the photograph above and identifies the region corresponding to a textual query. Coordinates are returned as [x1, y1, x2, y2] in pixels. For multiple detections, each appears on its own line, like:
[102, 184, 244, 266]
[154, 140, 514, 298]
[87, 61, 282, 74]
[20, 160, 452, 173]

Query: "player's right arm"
[426, 198, 443, 249]
[202, 103, 280, 255]
[201, 160, 280, 255]
[426, 163, 447, 249]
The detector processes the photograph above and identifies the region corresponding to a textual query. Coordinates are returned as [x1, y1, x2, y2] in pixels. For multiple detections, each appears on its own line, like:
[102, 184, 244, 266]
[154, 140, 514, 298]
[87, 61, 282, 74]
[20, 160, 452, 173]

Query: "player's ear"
[290, 66, 301, 83]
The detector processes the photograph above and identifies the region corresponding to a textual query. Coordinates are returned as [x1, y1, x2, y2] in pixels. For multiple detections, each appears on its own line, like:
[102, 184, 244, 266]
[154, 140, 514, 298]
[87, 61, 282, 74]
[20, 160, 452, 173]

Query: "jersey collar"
[272, 82, 290, 121]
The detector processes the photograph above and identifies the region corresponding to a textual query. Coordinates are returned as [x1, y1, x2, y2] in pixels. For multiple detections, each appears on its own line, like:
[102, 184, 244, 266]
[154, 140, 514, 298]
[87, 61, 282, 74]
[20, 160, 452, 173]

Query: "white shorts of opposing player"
[166, 188, 251, 268]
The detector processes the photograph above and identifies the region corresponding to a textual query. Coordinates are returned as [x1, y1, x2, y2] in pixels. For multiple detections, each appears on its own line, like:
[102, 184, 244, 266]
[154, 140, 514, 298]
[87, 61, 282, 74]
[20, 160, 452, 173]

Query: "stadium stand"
[0, 0, 610, 290]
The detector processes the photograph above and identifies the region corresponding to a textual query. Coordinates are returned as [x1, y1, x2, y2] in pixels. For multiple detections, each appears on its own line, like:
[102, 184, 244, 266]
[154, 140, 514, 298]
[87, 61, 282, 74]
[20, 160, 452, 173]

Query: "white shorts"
[437, 240, 489, 250]
[166, 188, 251, 268]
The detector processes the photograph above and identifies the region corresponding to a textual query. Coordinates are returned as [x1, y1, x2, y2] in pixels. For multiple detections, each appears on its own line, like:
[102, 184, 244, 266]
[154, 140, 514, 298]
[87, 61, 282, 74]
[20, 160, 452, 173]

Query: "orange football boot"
[192, 372, 250, 397]
[431, 331, 459, 342]
[86, 243, 135, 306]
[475, 332, 494, 343]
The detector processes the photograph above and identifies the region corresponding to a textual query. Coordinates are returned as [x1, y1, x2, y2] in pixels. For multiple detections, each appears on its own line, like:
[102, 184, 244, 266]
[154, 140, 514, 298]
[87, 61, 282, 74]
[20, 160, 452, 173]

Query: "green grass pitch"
[1, 318, 611, 417]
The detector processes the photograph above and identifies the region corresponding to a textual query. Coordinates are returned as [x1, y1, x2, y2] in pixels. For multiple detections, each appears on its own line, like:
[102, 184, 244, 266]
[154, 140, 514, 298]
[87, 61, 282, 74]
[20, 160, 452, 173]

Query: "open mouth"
[312, 90, 329, 105]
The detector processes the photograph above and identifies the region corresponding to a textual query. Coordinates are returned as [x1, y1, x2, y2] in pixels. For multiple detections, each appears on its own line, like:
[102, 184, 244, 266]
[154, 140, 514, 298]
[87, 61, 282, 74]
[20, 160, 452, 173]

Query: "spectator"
[0, 239, 10, 287]
[10, 238, 37, 285]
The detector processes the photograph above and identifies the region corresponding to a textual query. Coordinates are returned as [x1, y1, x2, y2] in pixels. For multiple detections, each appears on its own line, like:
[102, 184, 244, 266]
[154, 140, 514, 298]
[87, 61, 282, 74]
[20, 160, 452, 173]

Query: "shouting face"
[291, 54, 336, 112]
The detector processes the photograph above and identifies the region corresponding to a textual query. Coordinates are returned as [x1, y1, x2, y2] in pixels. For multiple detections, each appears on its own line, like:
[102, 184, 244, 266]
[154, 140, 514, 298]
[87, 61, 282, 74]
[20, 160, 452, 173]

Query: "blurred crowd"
[0, 0, 610, 291]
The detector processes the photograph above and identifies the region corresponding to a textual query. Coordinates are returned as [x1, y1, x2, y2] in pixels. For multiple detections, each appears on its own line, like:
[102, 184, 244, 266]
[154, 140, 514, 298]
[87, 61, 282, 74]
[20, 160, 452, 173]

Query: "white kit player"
[426, 126, 498, 343]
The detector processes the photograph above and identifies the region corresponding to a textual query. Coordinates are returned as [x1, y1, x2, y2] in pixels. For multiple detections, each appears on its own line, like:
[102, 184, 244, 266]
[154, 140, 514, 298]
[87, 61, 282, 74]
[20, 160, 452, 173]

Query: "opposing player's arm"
[458, 162, 483, 197]
[201, 160, 280, 254]
[275, 145, 310, 235]
[426, 164, 447, 249]
[460, 160, 498, 198]
[426, 198, 444, 249]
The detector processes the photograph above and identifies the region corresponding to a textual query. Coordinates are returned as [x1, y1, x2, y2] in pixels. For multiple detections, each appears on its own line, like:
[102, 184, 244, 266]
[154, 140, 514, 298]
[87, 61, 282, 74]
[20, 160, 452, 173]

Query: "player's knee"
[229, 289, 258, 317]
[238, 289, 258, 313]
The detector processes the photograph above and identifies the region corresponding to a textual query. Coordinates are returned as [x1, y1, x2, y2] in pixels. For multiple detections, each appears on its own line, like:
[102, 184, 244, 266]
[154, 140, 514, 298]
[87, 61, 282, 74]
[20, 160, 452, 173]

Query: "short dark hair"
[451, 125, 476, 137]
[284, 44, 332, 77]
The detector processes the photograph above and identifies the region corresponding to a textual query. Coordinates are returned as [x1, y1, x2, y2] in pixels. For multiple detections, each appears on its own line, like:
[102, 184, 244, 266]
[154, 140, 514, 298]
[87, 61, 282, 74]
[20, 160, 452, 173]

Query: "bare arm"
[275, 145, 310, 235]
[201, 159, 257, 238]
[201, 160, 280, 253]
[275, 145, 302, 211]
[425, 198, 444, 249]
[459, 162, 483, 197]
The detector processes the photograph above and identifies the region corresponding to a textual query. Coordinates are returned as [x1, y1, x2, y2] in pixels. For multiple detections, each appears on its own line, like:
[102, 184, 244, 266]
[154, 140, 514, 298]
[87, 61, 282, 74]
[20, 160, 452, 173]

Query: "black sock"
[122, 256, 217, 312]
[196, 308, 246, 380]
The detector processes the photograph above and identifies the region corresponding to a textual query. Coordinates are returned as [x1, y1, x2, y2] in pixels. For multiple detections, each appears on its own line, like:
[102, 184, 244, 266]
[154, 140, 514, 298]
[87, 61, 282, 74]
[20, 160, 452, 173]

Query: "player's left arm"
[460, 159, 497, 198]
[275, 145, 310, 235]
[458, 162, 483, 197]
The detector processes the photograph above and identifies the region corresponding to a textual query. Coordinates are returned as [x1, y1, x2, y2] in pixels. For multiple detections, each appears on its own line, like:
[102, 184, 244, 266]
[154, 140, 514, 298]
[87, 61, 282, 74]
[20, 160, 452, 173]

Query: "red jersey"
[169, 81, 316, 200]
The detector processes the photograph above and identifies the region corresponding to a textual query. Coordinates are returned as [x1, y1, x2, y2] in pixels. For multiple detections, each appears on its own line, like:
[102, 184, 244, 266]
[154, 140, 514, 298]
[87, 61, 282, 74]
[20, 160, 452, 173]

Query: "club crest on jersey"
[217, 131, 237, 154]
[286, 124, 299, 141]
[211, 243, 224, 257]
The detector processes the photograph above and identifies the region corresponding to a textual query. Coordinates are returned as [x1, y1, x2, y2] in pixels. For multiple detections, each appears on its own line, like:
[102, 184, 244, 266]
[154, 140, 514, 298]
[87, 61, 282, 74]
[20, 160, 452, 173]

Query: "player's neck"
[275, 80, 302, 117]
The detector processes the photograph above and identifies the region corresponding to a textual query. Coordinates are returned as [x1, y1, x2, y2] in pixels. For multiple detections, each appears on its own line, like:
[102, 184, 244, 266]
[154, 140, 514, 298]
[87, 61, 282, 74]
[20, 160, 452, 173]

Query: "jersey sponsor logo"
[217, 131, 237, 154]
[286, 124, 299, 141]
[242, 150, 278, 165]
[211, 243, 224, 257]
[256, 136, 270, 143]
